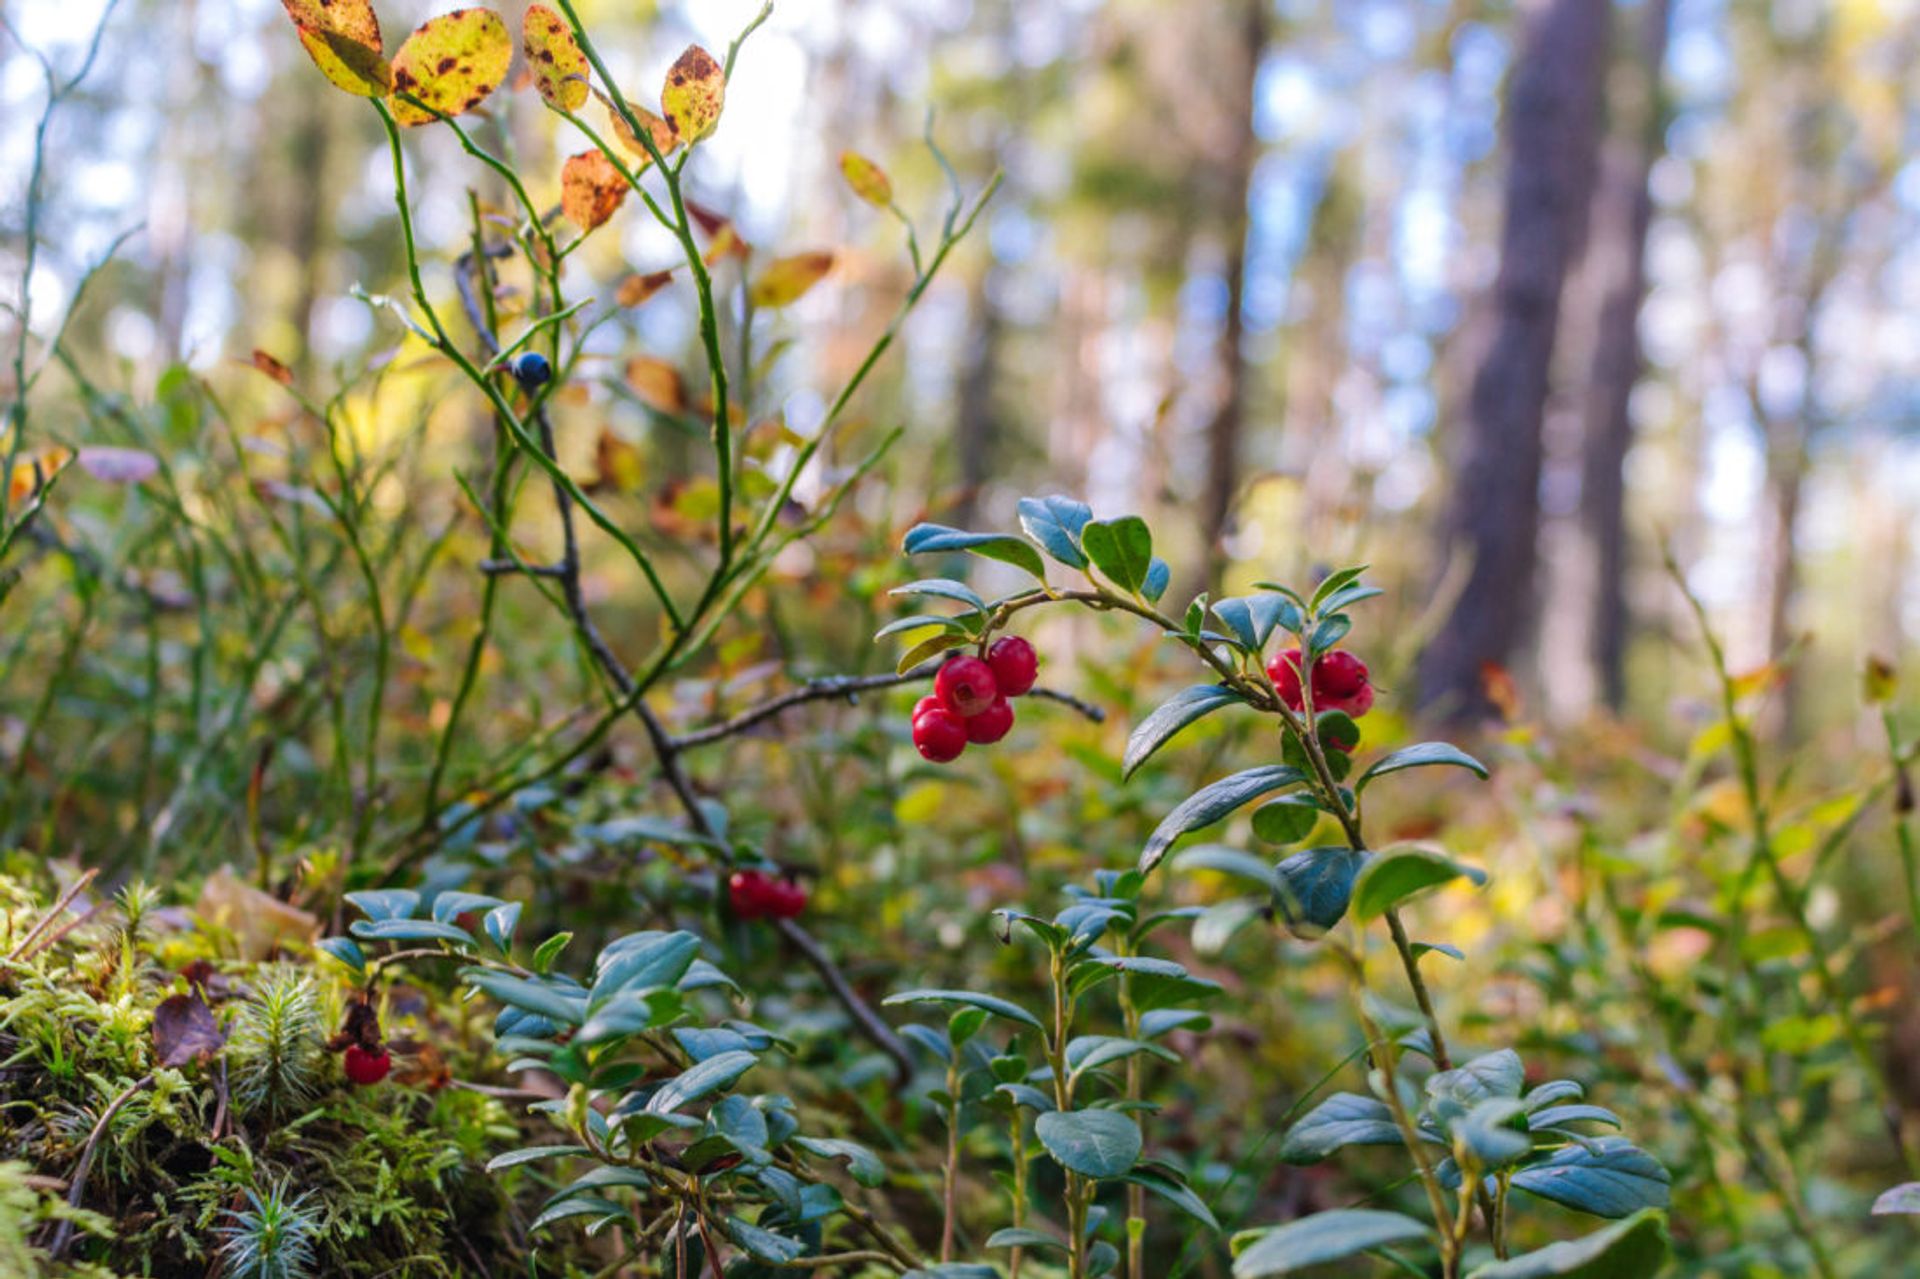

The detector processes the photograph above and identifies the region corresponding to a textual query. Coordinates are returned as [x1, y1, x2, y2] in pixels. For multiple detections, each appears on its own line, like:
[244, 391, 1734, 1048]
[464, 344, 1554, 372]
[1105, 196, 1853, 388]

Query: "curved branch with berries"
[878, 496, 1674, 1279]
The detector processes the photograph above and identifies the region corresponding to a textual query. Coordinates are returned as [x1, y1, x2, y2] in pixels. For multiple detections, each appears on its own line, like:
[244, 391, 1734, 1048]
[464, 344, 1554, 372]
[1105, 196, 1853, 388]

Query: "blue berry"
[509, 351, 552, 387]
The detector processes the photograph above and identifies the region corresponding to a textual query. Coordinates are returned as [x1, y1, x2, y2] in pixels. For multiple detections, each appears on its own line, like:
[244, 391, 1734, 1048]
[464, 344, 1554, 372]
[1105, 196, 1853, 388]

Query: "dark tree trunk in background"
[1199, 0, 1268, 589]
[1580, 0, 1671, 710]
[1419, 0, 1610, 719]
[951, 269, 1004, 529]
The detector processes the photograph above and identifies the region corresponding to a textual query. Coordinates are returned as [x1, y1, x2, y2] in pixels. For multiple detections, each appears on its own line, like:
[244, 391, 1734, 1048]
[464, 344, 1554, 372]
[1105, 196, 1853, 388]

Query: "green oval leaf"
[1279, 1093, 1404, 1165]
[1017, 495, 1093, 569]
[1348, 847, 1486, 923]
[1250, 795, 1320, 845]
[645, 1050, 759, 1114]
[1232, 1209, 1431, 1276]
[1356, 742, 1490, 793]
[1140, 766, 1309, 874]
[1272, 846, 1367, 934]
[1080, 516, 1153, 593]
[889, 578, 989, 614]
[903, 523, 1047, 580]
[1508, 1139, 1671, 1219]
[1035, 1109, 1142, 1178]
[1123, 685, 1246, 779]
[884, 989, 1046, 1034]
[1464, 1209, 1670, 1278]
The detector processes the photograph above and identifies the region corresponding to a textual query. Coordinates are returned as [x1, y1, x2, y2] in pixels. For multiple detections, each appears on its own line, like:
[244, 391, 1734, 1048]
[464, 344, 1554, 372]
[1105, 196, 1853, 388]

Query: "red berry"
[343, 1043, 391, 1086]
[1266, 648, 1306, 710]
[912, 708, 967, 762]
[1312, 650, 1368, 699]
[729, 870, 768, 919]
[911, 695, 945, 724]
[1311, 650, 1373, 717]
[986, 636, 1038, 697]
[935, 656, 999, 718]
[965, 696, 1015, 744]
[770, 879, 807, 919]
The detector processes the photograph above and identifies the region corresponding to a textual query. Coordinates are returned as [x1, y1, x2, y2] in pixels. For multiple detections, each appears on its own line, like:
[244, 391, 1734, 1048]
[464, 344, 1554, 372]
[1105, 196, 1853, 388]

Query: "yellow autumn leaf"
[280, 0, 390, 97]
[560, 150, 628, 231]
[625, 356, 685, 413]
[8, 446, 75, 506]
[702, 223, 748, 266]
[593, 429, 645, 492]
[389, 8, 513, 127]
[521, 4, 589, 112]
[661, 45, 725, 144]
[839, 151, 892, 207]
[748, 252, 835, 308]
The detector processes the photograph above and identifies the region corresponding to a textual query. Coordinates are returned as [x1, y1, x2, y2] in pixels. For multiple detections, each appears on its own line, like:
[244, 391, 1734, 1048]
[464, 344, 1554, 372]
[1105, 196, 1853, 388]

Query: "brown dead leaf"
[195, 867, 319, 960]
[250, 349, 295, 385]
[153, 991, 226, 1068]
[616, 270, 673, 307]
[624, 356, 685, 413]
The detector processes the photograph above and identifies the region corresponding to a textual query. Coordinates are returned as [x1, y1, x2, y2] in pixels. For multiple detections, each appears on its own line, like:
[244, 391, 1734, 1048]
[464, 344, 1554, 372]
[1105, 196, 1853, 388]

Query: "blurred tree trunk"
[1579, 0, 1671, 710]
[951, 268, 1004, 528]
[1418, 0, 1610, 719]
[1199, 0, 1269, 588]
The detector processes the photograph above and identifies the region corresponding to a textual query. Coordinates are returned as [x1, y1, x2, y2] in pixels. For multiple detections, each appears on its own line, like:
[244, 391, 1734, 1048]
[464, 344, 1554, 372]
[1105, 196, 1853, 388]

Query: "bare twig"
[46, 1072, 154, 1259]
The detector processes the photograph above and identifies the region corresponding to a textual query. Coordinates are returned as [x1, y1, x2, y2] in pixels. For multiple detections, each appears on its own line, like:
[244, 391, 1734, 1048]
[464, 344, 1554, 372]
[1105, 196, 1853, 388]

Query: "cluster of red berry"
[1266, 647, 1374, 718]
[911, 637, 1038, 762]
[728, 868, 808, 920]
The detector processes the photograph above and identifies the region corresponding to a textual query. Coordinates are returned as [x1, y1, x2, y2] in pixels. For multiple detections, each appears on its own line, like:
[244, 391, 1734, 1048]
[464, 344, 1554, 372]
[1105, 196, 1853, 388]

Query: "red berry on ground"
[729, 870, 768, 919]
[935, 655, 999, 718]
[965, 695, 1015, 744]
[1266, 648, 1306, 711]
[986, 636, 1039, 697]
[343, 1043, 391, 1086]
[912, 708, 967, 762]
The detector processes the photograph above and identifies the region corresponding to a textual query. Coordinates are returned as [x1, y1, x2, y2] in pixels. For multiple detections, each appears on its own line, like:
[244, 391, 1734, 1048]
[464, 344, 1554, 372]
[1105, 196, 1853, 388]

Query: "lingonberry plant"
[879, 498, 1674, 1278]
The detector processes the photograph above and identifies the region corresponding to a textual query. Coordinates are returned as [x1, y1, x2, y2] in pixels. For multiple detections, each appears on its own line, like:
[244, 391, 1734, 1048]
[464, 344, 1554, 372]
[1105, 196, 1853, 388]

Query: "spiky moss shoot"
[230, 966, 326, 1119]
[215, 1180, 319, 1279]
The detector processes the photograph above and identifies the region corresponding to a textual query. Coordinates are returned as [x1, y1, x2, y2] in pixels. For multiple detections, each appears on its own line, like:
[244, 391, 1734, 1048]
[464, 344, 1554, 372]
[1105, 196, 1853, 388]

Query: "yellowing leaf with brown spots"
[561, 150, 628, 231]
[521, 5, 588, 112]
[250, 349, 296, 385]
[661, 45, 725, 144]
[597, 90, 677, 168]
[749, 252, 835, 308]
[840, 152, 892, 207]
[625, 356, 685, 413]
[617, 271, 673, 307]
[281, 0, 390, 97]
[389, 8, 513, 127]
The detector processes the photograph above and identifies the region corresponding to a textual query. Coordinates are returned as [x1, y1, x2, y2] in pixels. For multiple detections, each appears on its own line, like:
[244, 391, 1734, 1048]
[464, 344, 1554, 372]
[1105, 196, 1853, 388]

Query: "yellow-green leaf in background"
[280, 0, 390, 97]
[661, 45, 725, 144]
[839, 151, 892, 207]
[522, 5, 589, 112]
[389, 8, 512, 127]
[561, 150, 627, 231]
[748, 252, 834, 308]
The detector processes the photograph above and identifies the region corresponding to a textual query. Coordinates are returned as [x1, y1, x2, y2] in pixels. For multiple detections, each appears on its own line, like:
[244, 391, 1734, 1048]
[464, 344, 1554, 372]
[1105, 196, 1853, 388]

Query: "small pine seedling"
[215, 1180, 319, 1279]
[228, 967, 325, 1119]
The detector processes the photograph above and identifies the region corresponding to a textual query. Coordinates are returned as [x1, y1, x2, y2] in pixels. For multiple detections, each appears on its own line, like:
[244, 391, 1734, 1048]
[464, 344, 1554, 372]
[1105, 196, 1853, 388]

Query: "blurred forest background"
[7, 0, 1918, 731]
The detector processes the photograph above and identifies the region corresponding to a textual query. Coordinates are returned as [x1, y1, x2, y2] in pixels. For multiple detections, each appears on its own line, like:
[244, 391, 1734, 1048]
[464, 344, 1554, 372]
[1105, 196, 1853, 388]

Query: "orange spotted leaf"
[561, 150, 628, 231]
[840, 151, 892, 207]
[661, 45, 725, 144]
[749, 252, 835, 308]
[389, 8, 513, 127]
[616, 271, 673, 306]
[281, 0, 390, 97]
[522, 4, 588, 112]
